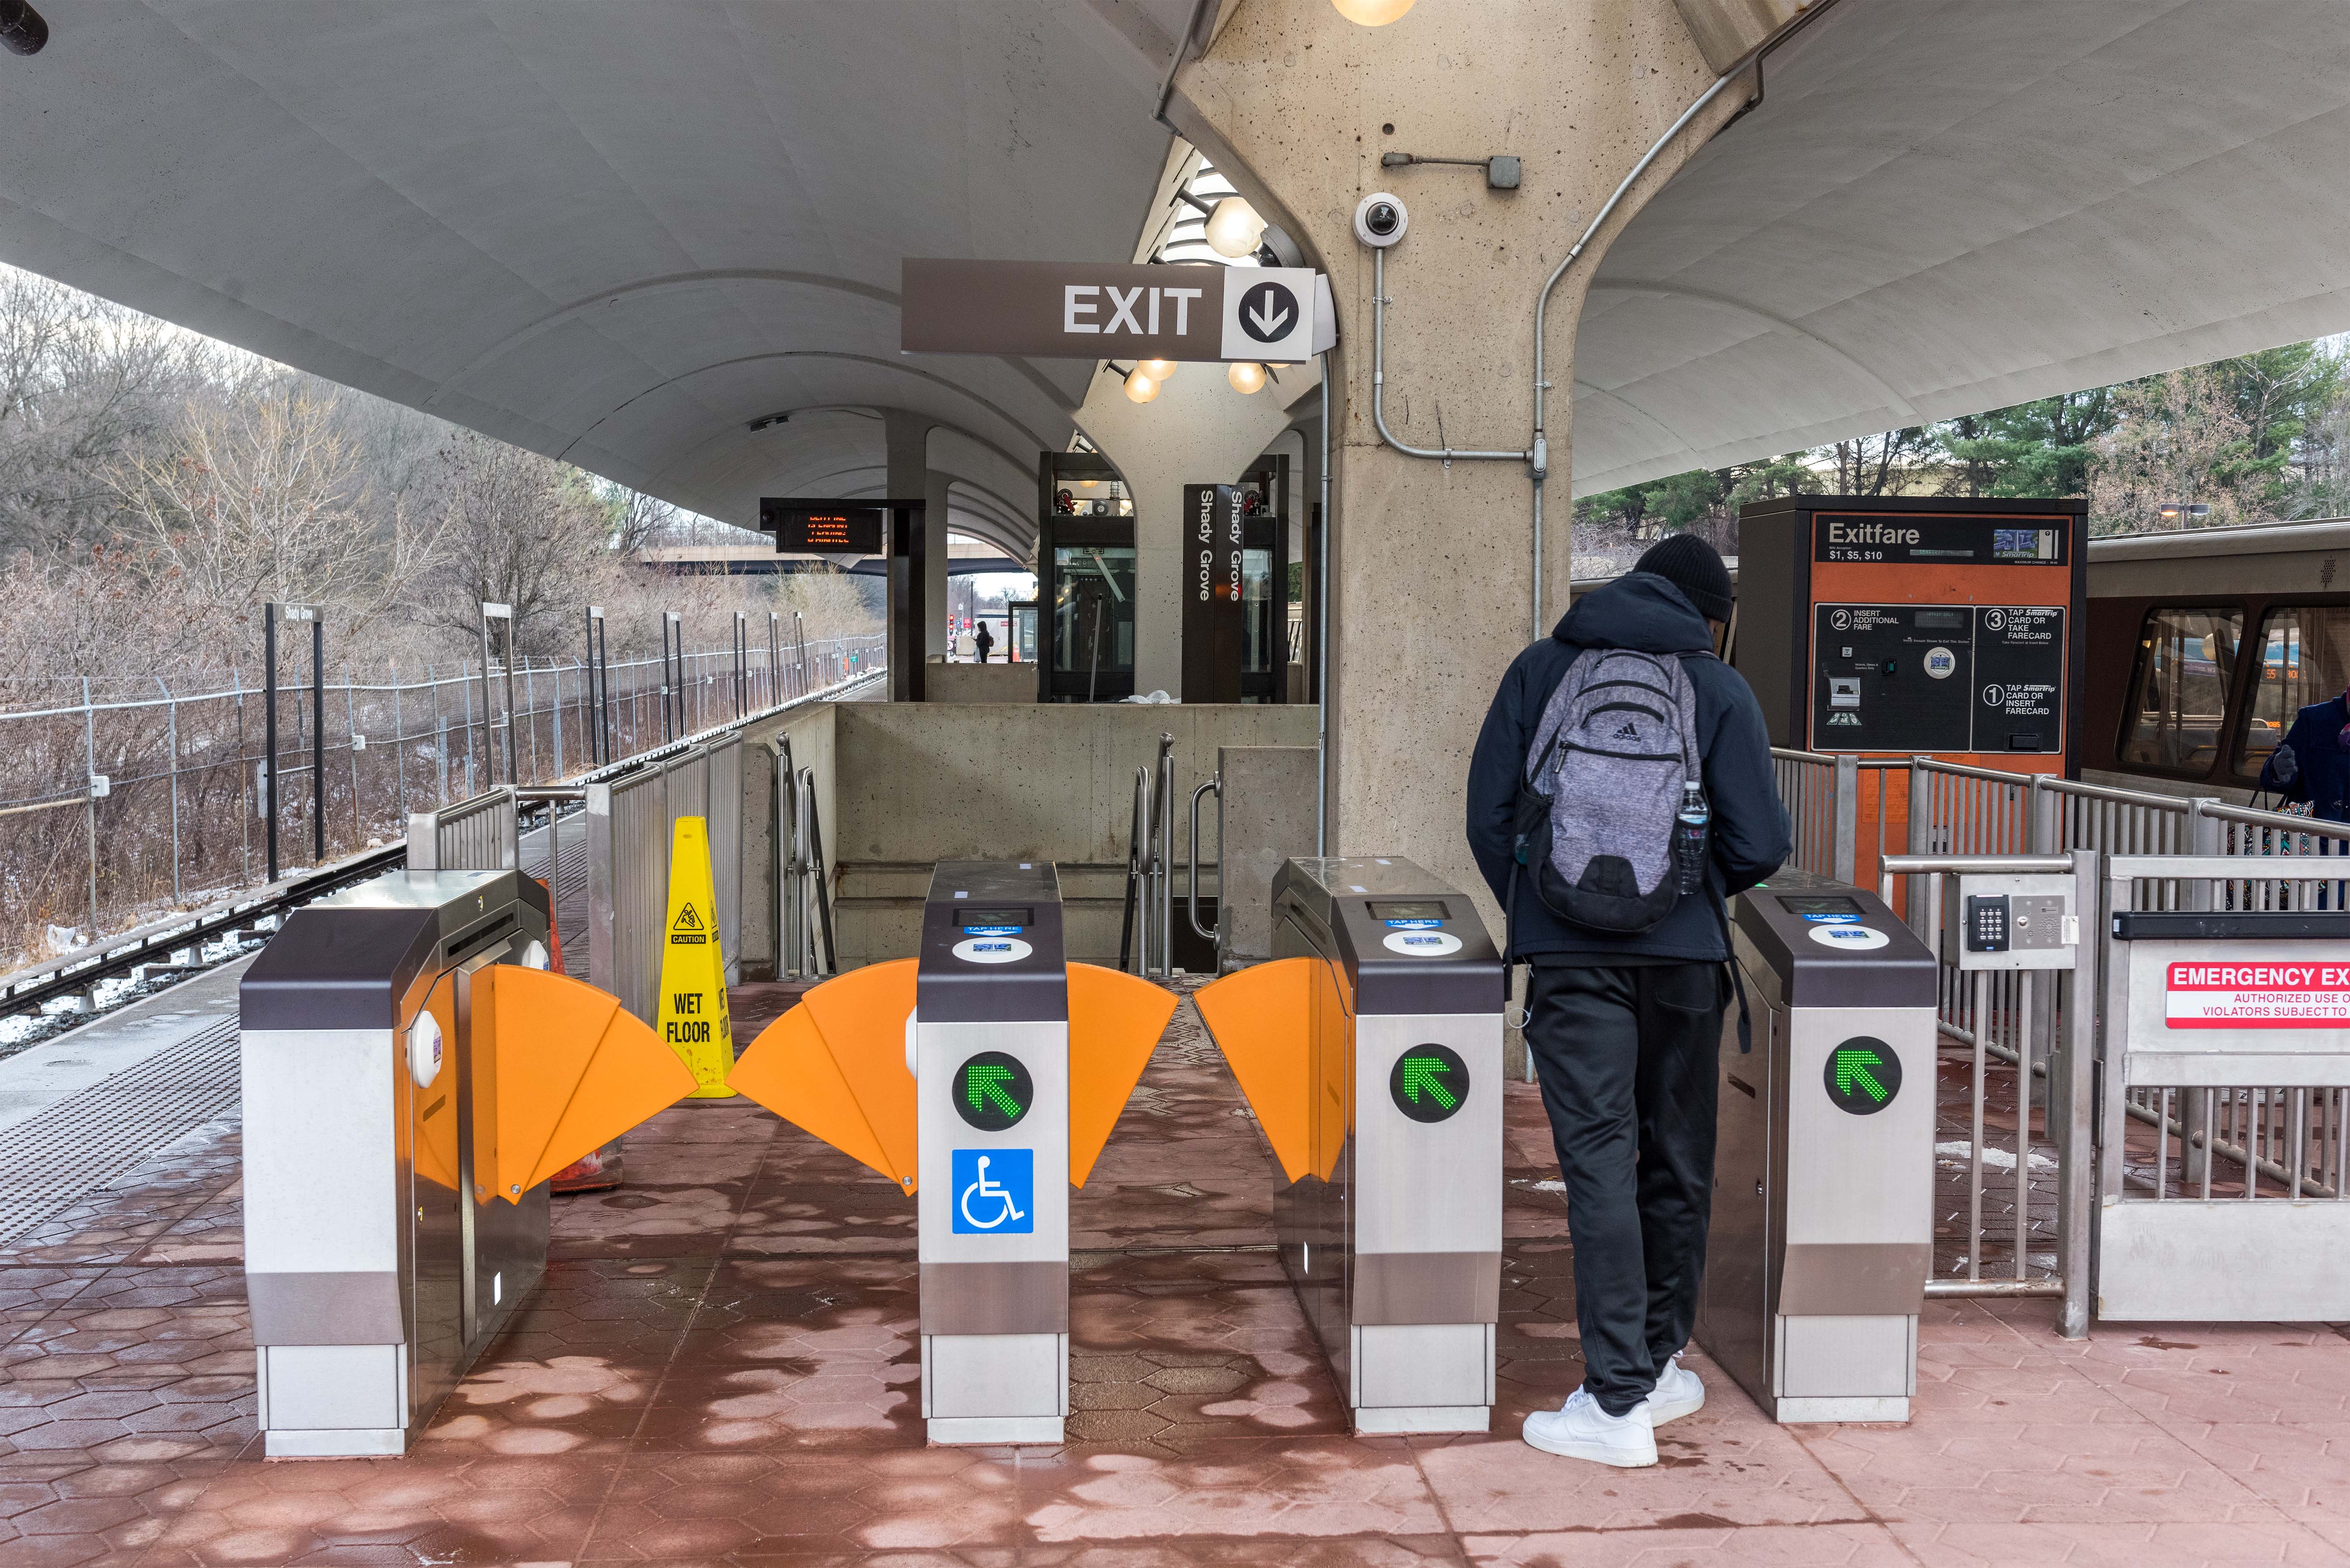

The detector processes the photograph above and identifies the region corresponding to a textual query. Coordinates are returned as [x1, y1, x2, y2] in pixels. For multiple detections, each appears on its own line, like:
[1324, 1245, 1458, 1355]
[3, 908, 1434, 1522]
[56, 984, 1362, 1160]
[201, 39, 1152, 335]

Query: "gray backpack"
[1511, 647, 1703, 934]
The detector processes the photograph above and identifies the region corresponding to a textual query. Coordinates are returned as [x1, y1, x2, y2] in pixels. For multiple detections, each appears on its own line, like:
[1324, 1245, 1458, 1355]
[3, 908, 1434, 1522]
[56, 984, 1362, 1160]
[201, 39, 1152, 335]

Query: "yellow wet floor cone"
[656, 816, 737, 1099]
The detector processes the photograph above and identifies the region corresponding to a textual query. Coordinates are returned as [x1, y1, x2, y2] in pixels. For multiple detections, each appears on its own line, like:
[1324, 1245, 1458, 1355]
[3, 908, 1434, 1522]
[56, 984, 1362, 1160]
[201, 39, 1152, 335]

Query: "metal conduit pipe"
[1364, 0, 1855, 640]
[1317, 351, 1331, 856]
[1369, 247, 1529, 469]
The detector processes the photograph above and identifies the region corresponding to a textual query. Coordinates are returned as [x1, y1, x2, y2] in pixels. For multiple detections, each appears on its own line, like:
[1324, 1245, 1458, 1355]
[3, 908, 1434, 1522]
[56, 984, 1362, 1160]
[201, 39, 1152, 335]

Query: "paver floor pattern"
[3, 981, 2348, 1566]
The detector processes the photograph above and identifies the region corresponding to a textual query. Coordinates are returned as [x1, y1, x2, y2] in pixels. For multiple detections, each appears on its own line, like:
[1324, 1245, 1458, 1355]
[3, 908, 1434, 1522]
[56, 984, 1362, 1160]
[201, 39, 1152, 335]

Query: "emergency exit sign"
[2166, 962, 2350, 1028]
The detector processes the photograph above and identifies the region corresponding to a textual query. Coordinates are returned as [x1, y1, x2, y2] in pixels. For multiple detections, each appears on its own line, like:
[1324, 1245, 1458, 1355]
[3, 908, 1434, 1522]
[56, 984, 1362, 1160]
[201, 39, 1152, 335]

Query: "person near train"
[2257, 689, 2350, 822]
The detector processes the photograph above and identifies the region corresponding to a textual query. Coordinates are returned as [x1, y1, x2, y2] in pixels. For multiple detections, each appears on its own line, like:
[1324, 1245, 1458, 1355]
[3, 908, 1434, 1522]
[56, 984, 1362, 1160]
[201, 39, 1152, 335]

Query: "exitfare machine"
[1192, 858, 1504, 1433]
[1735, 496, 2089, 890]
[729, 862, 1174, 1443]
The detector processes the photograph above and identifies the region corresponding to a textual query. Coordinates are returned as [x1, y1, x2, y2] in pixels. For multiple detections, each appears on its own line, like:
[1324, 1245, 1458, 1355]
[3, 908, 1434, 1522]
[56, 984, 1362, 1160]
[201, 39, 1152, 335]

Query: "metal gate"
[2096, 853, 2350, 1321]
[586, 736, 743, 1024]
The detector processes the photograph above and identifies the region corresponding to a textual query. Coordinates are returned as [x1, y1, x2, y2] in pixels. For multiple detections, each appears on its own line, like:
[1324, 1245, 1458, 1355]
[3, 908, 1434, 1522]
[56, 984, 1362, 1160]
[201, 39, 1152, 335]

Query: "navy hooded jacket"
[2258, 693, 2350, 824]
[1466, 572, 1792, 963]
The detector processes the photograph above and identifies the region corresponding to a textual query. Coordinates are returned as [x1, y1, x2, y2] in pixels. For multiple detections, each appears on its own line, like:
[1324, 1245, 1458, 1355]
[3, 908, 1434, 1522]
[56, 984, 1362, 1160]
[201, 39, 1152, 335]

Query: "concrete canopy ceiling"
[0, 1, 1197, 545]
[1571, 0, 2350, 497]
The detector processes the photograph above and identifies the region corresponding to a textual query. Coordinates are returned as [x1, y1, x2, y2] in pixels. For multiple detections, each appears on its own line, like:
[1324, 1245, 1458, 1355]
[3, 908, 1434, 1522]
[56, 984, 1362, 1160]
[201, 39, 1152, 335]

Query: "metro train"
[2080, 516, 2350, 805]
[1572, 515, 2350, 807]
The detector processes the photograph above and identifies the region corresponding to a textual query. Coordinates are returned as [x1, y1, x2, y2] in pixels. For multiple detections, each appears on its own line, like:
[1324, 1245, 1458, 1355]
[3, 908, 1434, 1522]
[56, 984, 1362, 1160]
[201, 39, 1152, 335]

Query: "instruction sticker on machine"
[2165, 961, 2350, 1028]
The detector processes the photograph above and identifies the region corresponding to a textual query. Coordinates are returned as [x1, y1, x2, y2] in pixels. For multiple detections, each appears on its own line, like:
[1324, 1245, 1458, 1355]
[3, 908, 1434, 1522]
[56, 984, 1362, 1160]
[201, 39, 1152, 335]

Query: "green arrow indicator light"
[964, 1063, 1023, 1118]
[1389, 1045, 1468, 1123]
[952, 1051, 1033, 1131]
[1398, 1056, 1458, 1111]
[1835, 1046, 1888, 1102]
[1823, 1035, 1901, 1115]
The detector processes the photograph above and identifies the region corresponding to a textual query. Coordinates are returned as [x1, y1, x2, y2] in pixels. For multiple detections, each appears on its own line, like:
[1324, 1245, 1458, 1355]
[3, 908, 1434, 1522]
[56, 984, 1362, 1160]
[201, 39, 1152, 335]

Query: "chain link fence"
[0, 629, 882, 966]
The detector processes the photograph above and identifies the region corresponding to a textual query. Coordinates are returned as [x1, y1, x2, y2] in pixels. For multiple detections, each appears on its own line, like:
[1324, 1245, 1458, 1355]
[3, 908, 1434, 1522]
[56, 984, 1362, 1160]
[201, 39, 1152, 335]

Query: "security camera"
[1354, 192, 1409, 249]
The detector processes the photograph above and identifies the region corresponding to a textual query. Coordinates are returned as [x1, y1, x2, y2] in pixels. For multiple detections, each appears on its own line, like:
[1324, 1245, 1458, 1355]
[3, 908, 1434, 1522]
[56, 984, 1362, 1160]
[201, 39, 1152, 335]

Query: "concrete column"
[1175, 0, 1743, 923]
[1077, 359, 1310, 698]
[881, 409, 946, 701]
[924, 467, 953, 664]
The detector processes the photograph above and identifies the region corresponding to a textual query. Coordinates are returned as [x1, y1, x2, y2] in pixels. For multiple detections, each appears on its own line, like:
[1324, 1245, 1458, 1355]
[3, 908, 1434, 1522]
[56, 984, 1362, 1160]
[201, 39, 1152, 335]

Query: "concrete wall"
[1179, 0, 1734, 956]
[925, 664, 1036, 705]
[1216, 745, 1319, 964]
[735, 701, 840, 980]
[831, 703, 1317, 971]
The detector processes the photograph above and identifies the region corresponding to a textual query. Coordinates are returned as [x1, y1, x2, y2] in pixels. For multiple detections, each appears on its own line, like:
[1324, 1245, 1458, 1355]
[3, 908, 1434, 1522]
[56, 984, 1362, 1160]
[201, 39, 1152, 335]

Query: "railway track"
[0, 844, 409, 1055]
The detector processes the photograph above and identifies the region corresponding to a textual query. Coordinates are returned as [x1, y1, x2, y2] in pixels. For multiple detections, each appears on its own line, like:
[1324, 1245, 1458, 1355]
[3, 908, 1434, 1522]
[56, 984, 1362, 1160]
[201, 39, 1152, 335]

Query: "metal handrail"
[1121, 765, 1147, 974]
[1157, 736, 1175, 975]
[1188, 774, 1222, 949]
[2199, 796, 2350, 838]
[804, 766, 835, 976]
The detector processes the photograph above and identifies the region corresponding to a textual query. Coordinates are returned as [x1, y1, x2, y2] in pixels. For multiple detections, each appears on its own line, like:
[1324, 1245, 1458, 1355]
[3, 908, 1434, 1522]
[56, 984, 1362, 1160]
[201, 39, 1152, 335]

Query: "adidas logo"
[1612, 722, 1639, 740]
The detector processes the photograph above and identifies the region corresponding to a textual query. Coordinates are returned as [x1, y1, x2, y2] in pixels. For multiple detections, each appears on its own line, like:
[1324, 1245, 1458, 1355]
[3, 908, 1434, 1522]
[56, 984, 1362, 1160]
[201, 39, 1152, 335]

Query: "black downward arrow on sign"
[1238, 280, 1298, 344]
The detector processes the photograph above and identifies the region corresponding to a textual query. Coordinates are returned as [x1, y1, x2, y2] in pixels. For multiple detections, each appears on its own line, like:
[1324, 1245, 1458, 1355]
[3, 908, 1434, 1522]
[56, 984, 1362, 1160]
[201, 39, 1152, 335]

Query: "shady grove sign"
[901, 259, 1327, 364]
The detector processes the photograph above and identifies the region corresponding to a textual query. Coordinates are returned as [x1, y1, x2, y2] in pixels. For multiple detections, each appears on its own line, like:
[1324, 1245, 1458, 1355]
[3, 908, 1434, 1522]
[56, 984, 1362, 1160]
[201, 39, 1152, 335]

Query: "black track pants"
[1524, 962, 1724, 1417]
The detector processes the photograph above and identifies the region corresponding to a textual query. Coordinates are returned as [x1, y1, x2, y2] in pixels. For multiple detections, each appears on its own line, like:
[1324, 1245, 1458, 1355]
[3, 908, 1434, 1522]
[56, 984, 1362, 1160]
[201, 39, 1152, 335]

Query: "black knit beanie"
[1633, 534, 1733, 623]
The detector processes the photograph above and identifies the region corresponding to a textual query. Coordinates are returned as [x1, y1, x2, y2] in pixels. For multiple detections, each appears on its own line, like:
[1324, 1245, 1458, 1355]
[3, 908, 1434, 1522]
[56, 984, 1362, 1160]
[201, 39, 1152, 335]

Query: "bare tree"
[2087, 366, 2264, 533]
[596, 479, 680, 555]
[1830, 426, 1938, 495]
[107, 385, 440, 640]
[0, 268, 223, 558]
[421, 431, 620, 655]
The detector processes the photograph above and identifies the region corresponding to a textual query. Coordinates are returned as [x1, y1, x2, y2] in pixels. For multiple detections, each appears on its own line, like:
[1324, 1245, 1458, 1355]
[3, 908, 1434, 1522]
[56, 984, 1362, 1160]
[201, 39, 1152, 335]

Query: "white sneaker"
[1643, 1357, 1706, 1427]
[1521, 1387, 1657, 1467]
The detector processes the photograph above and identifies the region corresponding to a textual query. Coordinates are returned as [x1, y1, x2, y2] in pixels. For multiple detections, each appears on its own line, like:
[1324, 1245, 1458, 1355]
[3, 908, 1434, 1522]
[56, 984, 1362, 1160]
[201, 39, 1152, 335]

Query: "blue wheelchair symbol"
[950, 1148, 1034, 1234]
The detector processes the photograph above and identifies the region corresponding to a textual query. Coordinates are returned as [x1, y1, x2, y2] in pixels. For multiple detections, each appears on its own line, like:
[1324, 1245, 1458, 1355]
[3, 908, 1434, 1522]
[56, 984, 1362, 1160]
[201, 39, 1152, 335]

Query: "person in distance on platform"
[1466, 533, 1790, 1469]
[974, 618, 996, 664]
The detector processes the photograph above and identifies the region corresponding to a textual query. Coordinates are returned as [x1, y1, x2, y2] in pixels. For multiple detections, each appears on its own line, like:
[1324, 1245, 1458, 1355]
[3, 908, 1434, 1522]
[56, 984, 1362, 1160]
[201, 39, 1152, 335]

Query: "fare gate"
[2097, 855, 2350, 1322]
[1192, 858, 1504, 1434]
[239, 869, 694, 1457]
[1695, 873, 1939, 1423]
[728, 861, 1174, 1444]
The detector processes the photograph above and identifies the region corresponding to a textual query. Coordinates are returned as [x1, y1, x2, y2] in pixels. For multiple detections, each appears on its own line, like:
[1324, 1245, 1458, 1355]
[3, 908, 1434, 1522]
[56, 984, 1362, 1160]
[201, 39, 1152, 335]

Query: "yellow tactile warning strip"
[1066, 962, 1178, 1187]
[478, 964, 695, 1200]
[730, 958, 919, 1192]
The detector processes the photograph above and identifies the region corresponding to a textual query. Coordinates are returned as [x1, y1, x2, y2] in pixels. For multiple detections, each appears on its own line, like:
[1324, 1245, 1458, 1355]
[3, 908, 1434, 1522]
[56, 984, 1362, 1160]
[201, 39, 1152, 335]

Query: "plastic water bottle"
[1673, 780, 1710, 895]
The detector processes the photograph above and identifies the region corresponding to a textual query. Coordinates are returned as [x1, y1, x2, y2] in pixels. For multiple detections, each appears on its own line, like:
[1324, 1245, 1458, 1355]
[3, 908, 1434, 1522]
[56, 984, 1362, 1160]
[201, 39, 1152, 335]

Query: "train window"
[2234, 606, 2350, 778]
[2118, 608, 2241, 775]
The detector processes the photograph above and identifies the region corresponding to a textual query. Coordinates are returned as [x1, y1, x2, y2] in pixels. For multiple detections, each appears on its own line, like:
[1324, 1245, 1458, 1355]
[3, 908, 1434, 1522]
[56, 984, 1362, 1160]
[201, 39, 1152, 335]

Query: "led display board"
[759, 499, 884, 554]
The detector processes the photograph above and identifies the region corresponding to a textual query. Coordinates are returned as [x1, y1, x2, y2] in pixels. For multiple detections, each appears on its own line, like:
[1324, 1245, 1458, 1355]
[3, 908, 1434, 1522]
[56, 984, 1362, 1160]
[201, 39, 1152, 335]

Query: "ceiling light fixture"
[1331, 0, 1414, 25]
[1204, 197, 1268, 259]
[0, 0, 49, 55]
[1227, 362, 1267, 395]
[1124, 370, 1160, 405]
[1140, 358, 1179, 381]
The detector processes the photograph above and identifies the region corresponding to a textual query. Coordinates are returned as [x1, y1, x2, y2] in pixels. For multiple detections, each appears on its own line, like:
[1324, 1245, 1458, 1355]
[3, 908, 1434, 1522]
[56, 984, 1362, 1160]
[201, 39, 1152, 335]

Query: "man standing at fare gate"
[1467, 535, 1790, 1468]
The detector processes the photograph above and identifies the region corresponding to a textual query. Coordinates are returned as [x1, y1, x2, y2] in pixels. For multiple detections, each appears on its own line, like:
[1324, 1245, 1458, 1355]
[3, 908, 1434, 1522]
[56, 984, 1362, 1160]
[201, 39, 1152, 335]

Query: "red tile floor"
[5, 983, 2350, 1566]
